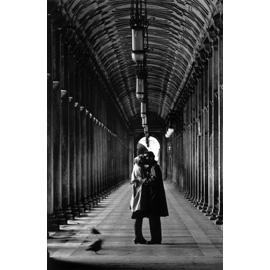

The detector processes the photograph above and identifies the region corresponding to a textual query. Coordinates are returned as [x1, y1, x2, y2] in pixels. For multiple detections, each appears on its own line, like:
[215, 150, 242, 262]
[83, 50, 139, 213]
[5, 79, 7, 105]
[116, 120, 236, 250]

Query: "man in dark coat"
[145, 151, 169, 244]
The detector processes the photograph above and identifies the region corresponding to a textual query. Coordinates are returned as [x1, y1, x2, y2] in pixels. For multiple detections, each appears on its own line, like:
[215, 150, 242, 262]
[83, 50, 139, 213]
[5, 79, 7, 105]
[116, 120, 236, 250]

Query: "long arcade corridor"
[47, 0, 223, 269]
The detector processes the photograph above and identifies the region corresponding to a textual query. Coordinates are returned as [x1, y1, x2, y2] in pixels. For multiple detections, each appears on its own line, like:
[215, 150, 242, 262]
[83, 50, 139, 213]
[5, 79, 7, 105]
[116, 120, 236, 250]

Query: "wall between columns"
[165, 12, 223, 225]
[47, 6, 130, 228]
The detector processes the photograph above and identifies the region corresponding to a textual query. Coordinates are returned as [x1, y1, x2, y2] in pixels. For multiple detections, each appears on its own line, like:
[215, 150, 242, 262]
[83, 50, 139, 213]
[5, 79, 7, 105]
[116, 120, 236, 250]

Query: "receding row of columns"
[48, 81, 129, 229]
[47, 9, 129, 230]
[182, 31, 223, 225]
[167, 23, 222, 225]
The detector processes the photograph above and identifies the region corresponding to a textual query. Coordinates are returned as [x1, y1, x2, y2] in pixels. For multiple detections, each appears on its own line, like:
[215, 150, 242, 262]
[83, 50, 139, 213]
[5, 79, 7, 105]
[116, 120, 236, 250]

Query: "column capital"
[68, 96, 73, 103]
[53, 81, 60, 90]
[79, 106, 85, 111]
[74, 102, 79, 108]
[61, 89, 68, 98]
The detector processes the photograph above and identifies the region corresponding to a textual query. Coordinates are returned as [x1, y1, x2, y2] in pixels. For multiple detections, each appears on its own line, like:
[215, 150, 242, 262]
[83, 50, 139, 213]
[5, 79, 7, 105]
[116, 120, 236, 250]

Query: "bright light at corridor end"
[165, 128, 174, 138]
[138, 136, 160, 161]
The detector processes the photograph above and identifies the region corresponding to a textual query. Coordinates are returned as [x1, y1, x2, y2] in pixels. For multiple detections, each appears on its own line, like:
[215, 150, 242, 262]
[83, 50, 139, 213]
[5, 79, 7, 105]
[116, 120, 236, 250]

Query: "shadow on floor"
[48, 257, 222, 270]
[48, 257, 102, 270]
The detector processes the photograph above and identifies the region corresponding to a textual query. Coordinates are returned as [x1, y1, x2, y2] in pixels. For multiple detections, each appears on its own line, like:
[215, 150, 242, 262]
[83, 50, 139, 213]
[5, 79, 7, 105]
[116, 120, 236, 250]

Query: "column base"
[201, 203, 208, 213]
[83, 199, 91, 211]
[209, 208, 218, 220]
[215, 215, 223, 225]
[93, 196, 99, 206]
[55, 210, 67, 225]
[71, 205, 80, 217]
[64, 207, 74, 220]
[193, 200, 199, 207]
[197, 200, 204, 210]
[47, 214, 59, 232]
[88, 198, 94, 208]
[78, 203, 85, 213]
[205, 206, 213, 216]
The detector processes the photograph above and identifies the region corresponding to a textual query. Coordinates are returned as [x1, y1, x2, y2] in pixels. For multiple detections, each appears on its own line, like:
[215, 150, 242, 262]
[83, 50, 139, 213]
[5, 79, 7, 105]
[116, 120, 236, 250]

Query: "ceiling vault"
[56, 0, 222, 129]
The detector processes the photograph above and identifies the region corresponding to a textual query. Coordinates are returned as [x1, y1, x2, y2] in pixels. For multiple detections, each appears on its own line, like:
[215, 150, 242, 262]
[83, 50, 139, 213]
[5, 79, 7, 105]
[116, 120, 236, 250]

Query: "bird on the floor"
[86, 239, 103, 254]
[91, 227, 101, 235]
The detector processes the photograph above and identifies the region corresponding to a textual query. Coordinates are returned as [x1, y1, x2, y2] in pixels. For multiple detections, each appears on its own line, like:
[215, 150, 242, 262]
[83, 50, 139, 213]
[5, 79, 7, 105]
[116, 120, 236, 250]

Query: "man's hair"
[146, 151, 155, 159]
[134, 154, 146, 166]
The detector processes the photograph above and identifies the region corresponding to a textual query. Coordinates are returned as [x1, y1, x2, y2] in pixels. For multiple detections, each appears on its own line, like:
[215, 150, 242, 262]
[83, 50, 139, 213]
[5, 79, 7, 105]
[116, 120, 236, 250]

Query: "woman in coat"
[130, 155, 149, 244]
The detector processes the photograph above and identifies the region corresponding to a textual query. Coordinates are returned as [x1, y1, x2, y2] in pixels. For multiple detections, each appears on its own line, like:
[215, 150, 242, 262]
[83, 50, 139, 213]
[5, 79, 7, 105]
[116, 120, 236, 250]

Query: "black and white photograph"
[46, 0, 223, 269]
[1, 1, 270, 270]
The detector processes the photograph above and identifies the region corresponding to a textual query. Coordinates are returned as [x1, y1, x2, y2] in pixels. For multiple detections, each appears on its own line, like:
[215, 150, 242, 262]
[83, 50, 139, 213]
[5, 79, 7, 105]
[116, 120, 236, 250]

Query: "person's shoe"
[134, 238, 147, 244]
[147, 240, 161, 244]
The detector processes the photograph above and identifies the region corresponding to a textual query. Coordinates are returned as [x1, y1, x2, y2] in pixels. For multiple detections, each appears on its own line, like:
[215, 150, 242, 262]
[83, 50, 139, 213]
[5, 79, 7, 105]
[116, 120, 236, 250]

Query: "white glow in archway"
[138, 136, 160, 161]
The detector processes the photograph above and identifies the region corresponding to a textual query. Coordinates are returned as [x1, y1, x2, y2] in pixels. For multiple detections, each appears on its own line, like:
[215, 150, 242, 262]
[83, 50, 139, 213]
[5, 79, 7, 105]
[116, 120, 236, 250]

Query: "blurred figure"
[144, 151, 169, 244]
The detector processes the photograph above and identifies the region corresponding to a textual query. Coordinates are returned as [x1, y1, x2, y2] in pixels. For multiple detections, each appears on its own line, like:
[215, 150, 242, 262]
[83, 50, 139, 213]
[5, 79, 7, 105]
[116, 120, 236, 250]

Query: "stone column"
[47, 12, 54, 219]
[191, 91, 197, 203]
[86, 109, 92, 209]
[88, 113, 94, 207]
[99, 122, 103, 195]
[128, 135, 134, 178]
[186, 99, 192, 199]
[198, 69, 205, 210]
[216, 32, 223, 225]
[193, 84, 198, 206]
[210, 36, 220, 221]
[75, 102, 84, 213]
[161, 136, 167, 179]
[187, 98, 193, 200]
[80, 106, 89, 210]
[47, 74, 54, 214]
[92, 119, 97, 203]
[95, 121, 100, 198]
[183, 117, 188, 196]
[61, 90, 73, 220]
[52, 80, 65, 224]
[197, 76, 203, 208]
[202, 53, 210, 213]
[205, 41, 215, 216]
[69, 97, 79, 216]
[85, 110, 91, 208]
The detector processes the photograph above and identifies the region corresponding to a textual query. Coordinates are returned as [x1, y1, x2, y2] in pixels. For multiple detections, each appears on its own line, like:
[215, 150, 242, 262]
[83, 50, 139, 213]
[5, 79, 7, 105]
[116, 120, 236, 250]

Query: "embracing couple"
[130, 151, 169, 244]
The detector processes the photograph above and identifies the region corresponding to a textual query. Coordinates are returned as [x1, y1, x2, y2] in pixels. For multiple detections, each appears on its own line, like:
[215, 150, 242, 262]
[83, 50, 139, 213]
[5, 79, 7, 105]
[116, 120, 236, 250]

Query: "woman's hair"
[134, 154, 145, 166]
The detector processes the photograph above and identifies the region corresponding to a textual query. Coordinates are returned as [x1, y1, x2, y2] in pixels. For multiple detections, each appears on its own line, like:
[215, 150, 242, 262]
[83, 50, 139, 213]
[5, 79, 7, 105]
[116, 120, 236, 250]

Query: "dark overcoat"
[147, 162, 169, 217]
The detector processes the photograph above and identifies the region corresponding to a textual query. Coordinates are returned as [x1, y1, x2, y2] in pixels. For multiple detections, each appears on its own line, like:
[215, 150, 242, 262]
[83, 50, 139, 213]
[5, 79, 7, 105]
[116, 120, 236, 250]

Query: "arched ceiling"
[59, 0, 219, 127]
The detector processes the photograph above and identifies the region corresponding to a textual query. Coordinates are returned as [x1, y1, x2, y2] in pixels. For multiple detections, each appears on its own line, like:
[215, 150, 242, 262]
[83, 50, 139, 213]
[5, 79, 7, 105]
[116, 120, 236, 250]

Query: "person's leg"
[134, 217, 146, 243]
[149, 216, 162, 243]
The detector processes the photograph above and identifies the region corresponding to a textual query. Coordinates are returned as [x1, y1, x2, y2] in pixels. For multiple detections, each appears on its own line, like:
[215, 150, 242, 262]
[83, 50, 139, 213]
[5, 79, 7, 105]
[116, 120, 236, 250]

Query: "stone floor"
[48, 181, 223, 270]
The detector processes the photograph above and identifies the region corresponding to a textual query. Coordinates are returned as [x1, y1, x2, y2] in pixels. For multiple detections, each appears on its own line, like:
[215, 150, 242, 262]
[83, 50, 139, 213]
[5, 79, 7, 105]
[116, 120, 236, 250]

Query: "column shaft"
[75, 103, 84, 212]
[61, 91, 73, 219]
[216, 34, 223, 225]
[69, 98, 79, 216]
[202, 58, 209, 212]
[206, 44, 215, 216]
[81, 107, 88, 209]
[210, 38, 220, 220]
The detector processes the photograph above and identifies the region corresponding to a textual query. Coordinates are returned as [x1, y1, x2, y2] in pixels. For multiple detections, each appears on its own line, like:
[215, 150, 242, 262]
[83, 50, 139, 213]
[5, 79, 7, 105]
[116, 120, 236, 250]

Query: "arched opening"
[137, 136, 161, 163]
